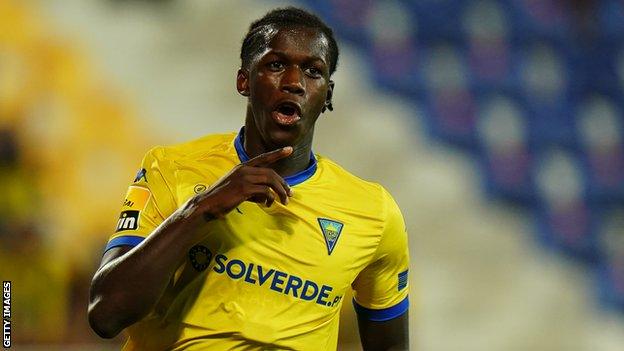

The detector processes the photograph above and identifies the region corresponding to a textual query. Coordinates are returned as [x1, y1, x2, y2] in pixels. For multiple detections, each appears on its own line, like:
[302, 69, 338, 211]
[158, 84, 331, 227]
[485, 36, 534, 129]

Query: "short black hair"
[240, 7, 339, 75]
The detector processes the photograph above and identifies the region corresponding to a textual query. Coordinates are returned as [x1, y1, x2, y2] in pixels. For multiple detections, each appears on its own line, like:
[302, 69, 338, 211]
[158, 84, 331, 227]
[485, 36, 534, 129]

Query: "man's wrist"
[178, 194, 220, 223]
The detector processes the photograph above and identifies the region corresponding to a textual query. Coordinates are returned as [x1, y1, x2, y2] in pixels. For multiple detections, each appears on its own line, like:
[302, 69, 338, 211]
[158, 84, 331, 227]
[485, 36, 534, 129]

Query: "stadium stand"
[302, 0, 624, 312]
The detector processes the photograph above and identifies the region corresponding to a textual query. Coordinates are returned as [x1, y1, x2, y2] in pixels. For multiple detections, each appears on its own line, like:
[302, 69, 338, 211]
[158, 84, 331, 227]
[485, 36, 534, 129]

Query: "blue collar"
[234, 127, 317, 186]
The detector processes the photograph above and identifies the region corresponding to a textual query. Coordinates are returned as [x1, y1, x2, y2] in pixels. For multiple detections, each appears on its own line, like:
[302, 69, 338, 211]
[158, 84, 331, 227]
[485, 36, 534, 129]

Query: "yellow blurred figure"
[0, 0, 155, 343]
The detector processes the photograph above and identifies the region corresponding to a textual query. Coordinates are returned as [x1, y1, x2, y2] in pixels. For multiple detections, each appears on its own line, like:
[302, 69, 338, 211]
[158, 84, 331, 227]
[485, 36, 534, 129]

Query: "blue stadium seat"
[531, 148, 600, 261]
[573, 93, 624, 204]
[595, 207, 624, 312]
[475, 94, 536, 203]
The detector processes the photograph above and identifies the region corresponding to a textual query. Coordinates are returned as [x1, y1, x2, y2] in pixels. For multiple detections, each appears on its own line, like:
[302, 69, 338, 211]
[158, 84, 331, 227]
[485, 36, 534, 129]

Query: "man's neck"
[242, 120, 314, 178]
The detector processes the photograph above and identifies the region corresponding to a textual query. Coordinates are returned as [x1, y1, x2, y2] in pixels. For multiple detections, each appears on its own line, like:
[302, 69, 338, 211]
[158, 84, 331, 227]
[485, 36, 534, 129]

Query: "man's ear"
[322, 80, 335, 113]
[237, 68, 250, 96]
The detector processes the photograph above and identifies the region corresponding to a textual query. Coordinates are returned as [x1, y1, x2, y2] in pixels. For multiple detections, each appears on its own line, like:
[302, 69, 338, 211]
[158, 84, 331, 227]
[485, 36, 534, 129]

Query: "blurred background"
[0, 0, 623, 349]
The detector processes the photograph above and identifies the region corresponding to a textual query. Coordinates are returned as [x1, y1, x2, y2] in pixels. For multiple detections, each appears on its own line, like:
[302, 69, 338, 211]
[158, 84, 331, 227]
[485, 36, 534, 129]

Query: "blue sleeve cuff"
[353, 296, 409, 322]
[104, 235, 145, 252]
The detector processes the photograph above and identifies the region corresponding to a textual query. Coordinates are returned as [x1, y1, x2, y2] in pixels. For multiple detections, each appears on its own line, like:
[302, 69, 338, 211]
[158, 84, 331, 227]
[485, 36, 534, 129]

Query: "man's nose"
[281, 67, 305, 95]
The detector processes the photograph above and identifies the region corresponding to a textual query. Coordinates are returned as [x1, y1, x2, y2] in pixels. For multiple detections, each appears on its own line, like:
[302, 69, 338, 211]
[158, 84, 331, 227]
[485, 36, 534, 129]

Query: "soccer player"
[88, 7, 410, 351]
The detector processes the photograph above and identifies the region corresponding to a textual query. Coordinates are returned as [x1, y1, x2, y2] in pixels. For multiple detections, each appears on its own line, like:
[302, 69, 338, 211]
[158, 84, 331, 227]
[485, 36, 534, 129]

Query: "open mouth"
[272, 102, 301, 126]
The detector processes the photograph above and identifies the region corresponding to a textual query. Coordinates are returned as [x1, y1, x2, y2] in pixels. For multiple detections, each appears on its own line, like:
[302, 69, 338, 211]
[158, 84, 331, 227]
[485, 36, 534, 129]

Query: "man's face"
[239, 26, 333, 148]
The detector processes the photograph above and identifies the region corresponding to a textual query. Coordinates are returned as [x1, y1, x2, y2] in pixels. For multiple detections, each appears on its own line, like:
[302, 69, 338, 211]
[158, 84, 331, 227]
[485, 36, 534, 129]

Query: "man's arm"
[88, 147, 293, 338]
[357, 312, 409, 351]
[87, 207, 210, 338]
[352, 186, 411, 350]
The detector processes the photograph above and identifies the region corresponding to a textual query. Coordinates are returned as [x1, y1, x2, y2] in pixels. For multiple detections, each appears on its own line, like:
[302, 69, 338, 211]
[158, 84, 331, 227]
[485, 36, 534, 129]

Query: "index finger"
[245, 146, 293, 167]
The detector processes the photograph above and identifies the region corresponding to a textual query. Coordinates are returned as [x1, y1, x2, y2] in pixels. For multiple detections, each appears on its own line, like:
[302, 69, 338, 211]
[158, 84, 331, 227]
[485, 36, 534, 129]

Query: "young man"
[89, 7, 409, 351]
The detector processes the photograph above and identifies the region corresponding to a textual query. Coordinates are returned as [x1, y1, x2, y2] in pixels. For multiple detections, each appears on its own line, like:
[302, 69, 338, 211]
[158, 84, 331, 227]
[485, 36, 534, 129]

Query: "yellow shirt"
[106, 129, 410, 350]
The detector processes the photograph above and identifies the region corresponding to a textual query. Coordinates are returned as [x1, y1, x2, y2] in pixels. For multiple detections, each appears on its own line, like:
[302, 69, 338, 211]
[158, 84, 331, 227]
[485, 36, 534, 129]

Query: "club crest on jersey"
[317, 218, 344, 255]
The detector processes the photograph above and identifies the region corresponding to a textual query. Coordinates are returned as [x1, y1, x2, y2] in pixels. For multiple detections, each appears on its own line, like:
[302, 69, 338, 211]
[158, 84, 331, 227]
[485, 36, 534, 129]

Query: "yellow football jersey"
[106, 129, 410, 350]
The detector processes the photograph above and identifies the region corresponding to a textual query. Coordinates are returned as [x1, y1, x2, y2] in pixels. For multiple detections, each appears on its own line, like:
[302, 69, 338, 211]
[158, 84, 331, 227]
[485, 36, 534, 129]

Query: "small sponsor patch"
[194, 184, 207, 194]
[317, 218, 344, 255]
[189, 245, 212, 272]
[122, 186, 151, 211]
[398, 270, 408, 291]
[134, 168, 147, 183]
[116, 210, 139, 232]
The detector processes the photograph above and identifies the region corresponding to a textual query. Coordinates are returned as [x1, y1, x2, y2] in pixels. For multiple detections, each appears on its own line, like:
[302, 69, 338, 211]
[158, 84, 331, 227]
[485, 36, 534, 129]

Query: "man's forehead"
[257, 25, 330, 62]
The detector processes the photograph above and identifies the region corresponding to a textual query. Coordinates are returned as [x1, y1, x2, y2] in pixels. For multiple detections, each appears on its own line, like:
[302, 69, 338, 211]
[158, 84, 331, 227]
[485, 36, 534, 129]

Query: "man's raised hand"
[188, 146, 294, 220]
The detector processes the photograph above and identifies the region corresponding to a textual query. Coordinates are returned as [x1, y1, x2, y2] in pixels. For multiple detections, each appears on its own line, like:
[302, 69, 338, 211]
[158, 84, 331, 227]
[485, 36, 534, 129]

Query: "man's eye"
[268, 61, 284, 70]
[305, 67, 322, 78]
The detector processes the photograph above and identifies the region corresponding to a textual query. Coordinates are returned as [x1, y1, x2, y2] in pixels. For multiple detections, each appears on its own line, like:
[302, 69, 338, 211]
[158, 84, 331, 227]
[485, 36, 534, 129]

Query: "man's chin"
[264, 125, 302, 148]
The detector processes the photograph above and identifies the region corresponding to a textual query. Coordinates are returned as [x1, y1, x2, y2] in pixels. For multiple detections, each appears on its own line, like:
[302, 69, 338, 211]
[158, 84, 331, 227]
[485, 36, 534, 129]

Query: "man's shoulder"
[146, 132, 237, 163]
[316, 155, 379, 187]
[315, 155, 393, 207]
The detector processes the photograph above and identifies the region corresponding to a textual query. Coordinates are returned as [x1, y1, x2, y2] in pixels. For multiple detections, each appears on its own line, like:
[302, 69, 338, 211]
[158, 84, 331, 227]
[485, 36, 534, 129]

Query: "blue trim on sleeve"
[353, 296, 409, 322]
[234, 127, 317, 186]
[104, 235, 144, 252]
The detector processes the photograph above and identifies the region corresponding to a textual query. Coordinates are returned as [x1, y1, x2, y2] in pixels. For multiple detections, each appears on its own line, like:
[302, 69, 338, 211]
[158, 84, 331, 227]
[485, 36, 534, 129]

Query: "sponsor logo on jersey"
[134, 168, 147, 183]
[203, 250, 343, 308]
[122, 186, 151, 211]
[317, 218, 344, 255]
[116, 210, 139, 232]
[194, 184, 207, 193]
[189, 245, 212, 271]
[398, 270, 408, 291]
